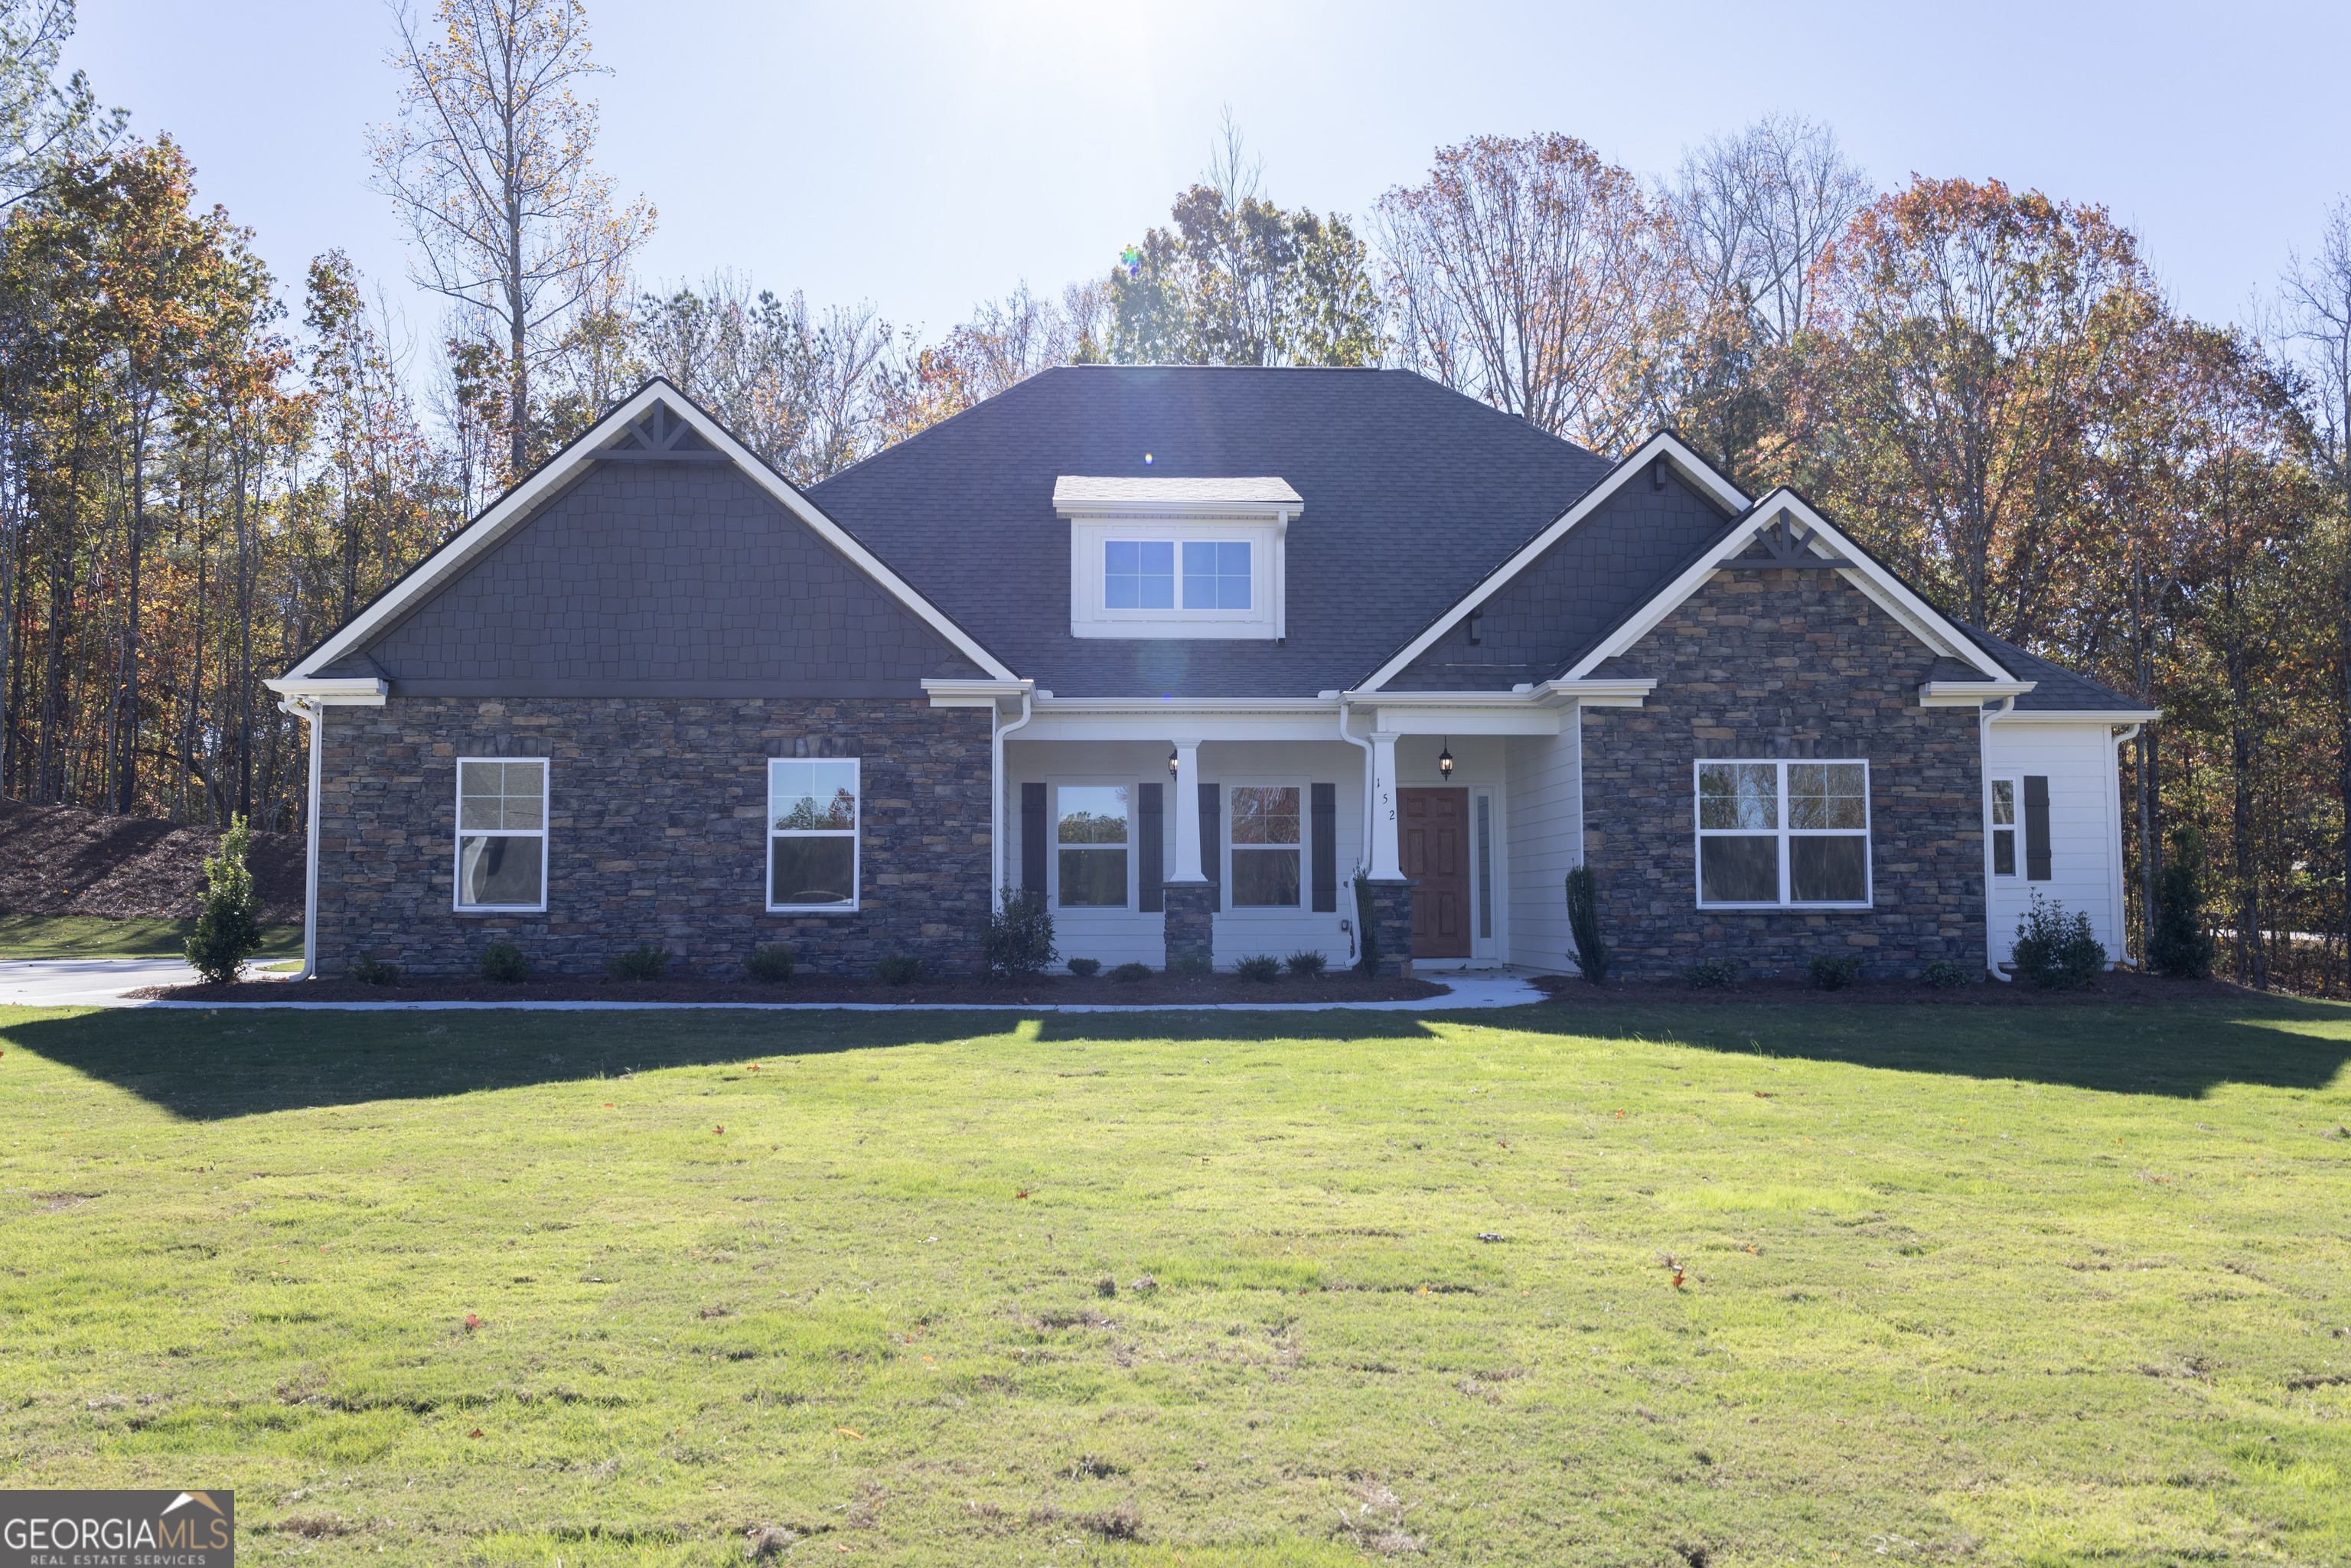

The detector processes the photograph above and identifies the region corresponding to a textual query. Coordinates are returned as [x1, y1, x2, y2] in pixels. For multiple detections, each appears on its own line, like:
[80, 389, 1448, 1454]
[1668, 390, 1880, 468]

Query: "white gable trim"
[1357, 431, 1752, 693]
[1559, 489, 2017, 684]
[286, 380, 1019, 683]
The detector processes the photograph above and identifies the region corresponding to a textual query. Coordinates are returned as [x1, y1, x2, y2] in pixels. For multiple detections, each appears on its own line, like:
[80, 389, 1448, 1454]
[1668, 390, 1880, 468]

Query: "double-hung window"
[1057, 785, 1130, 907]
[1989, 777, 2018, 876]
[1229, 785, 1301, 907]
[1104, 542, 1175, 609]
[769, 759, 859, 910]
[1181, 542, 1250, 609]
[1695, 760, 1870, 907]
[456, 758, 547, 911]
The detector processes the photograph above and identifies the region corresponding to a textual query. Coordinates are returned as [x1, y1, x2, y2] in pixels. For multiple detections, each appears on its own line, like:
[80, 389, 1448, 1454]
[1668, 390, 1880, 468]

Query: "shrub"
[1682, 956, 1737, 989]
[1352, 866, 1378, 976]
[1110, 961, 1153, 983]
[2148, 823, 2216, 979]
[746, 944, 795, 983]
[1234, 954, 1282, 983]
[2012, 892, 2106, 989]
[1169, 954, 1211, 975]
[478, 940, 530, 983]
[1285, 949, 1328, 978]
[1565, 864, 1610, 984]
[985, 886, 1058, 979]
[347, 954, 399, 986]
[608, 942, 672, 983]
[1922, 960, 1977, 989]
[184, 813, 265, 984]
[1808, 954, 1864, 990]
[1066, 957, 1101, 977]
[874, 953, 926, 986]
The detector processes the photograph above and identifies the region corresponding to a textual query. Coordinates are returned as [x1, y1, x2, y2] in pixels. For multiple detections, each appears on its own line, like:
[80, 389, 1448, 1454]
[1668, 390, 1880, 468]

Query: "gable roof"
[807, 366, 1615, 697]
[282, 379, 1018, 684]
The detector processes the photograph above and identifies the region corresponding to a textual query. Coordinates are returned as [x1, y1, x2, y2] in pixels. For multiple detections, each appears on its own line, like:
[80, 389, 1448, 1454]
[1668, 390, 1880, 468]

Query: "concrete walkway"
[0, 960, 1546, 1013]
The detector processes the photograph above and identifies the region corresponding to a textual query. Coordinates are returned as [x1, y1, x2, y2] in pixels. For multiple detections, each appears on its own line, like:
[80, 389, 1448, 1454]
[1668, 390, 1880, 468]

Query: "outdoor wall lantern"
[1168, 747, 1180, 776]
[1438, 740, 1455, 777]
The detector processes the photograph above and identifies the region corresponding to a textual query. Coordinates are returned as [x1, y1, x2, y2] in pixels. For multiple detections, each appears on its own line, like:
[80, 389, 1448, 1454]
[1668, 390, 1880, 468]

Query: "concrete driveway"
[0, 958, 292, 1007]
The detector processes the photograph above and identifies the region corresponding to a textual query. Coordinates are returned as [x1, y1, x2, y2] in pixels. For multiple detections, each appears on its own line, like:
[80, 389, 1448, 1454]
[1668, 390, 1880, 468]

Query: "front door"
[1400, 787, 1470, 958]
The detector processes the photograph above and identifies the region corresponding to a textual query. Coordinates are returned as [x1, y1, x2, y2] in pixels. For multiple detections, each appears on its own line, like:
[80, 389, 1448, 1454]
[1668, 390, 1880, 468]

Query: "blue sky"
[64, 0, 2351, 375]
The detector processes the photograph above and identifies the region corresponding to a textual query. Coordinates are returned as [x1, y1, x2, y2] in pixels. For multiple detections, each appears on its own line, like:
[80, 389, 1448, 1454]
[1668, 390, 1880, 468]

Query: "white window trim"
[1068, 517, 1286, 640]
[1987, 774, 2020, 879]
[453, 756, 549, 914]
[1051, 777, 1136, 913]
[768, 757, 862, 914]
[1224, 780, 1308, 914]
[1692, 758, 1873, 911]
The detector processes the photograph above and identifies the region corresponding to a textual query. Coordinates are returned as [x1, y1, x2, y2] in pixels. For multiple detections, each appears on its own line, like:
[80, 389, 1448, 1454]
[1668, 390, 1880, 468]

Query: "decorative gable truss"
[270, 379, 1020, 705]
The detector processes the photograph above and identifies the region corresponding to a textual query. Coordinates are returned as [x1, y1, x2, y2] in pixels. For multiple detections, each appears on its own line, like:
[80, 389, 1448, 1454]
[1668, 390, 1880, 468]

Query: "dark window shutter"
[1138, 783, 1164, 912]
[2023, 774, 2051, 881]
[1022, 781, 1048, 896]
[1311, 782, 1337, 912]
[1198, 781, 1221, 911]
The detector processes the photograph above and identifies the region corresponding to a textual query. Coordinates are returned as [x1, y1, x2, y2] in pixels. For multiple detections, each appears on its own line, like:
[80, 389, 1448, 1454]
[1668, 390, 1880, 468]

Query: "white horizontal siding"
[1984, 721, 2125, 967]
[1504, 725, 1581, 972]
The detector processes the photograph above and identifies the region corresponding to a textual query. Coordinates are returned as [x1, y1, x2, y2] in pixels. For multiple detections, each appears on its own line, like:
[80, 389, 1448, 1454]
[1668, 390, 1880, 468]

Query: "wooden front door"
[1400, 787, 1470, 958]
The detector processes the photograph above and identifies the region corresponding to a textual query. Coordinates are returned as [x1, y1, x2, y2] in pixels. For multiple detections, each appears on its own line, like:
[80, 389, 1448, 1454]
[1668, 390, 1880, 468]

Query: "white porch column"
[1368, 729, 1403, 880]
[1167, 738, 1208, 882]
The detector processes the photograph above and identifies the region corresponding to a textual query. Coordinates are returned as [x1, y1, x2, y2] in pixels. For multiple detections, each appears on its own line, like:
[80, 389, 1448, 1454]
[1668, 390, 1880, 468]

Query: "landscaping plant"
[2149, 822, 2216, 978]
[184, 813, 265, 983]
[1234, 954, 1282, 983]
[1352, 865, 1378, 976]
[1565, 863, 1609, 983]
[746, 943, 795, 983]
[873, 953, 926, 986]
[1808, 954, 1864, 990]
[1285, 949, 1327, 977]
[346, 954, 399, 985]
[984, 886, 1057, 979]
[1109, 961, 1152, 983]
[1065, 957, 1101, 977]
[478, 940, 531, 982]
[608, 941, 673, 983]
[1922, 959, 1977, 989]
[2011, 892, 2107, 989]
[1683, 956, 1738, 989]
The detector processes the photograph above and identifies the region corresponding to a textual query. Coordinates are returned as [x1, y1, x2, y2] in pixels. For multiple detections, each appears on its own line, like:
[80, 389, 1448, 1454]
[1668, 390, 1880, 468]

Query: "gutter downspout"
[1981, 695, 2017, 983]
[991, 686, 1035, 907]
[2111, 722, 2144, 970]
[275, 694, 324, 981]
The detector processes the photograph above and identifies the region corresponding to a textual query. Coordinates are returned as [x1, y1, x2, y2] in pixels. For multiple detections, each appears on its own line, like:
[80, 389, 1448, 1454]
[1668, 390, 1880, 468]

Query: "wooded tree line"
[3, 0, 2346, 988]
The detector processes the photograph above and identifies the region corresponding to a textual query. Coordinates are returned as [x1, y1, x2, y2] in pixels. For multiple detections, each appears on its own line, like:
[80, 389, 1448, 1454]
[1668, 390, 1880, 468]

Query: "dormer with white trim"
[1056, 475, 1297, 641]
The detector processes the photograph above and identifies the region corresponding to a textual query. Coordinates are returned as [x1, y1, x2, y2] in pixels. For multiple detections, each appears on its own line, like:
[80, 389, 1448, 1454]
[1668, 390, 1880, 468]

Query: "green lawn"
[1, 997, 2346, 1566]
[0, 913, 302, 960]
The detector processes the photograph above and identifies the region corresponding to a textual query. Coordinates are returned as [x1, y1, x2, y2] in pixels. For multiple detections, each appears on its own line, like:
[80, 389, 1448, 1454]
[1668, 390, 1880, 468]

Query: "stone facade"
[1366, 879, 1415, 978]
[314, 696, 991, 979]
[1580, 566, 1983, 979]
[1162, 883, 1215, 971]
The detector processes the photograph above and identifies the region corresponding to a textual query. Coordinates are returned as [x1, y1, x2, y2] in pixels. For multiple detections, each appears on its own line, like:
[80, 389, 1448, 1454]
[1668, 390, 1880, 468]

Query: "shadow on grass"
[3, 993, 2346, 1121]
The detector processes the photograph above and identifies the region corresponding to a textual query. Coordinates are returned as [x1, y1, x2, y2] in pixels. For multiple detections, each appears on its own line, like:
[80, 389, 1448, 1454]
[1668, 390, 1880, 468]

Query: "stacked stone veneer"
[1366, 879, 1415, 979]
[314, 696, 991, 979]
[1161, 883, 1215, 971]
[1580, 566, 1984, 979]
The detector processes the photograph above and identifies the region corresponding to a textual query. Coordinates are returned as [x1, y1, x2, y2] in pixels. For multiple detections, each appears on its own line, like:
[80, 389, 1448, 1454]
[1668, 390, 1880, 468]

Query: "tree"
[370, 0, 653, 480]
[0, 0, 120, 207]
[1378, 132, 1674, 451]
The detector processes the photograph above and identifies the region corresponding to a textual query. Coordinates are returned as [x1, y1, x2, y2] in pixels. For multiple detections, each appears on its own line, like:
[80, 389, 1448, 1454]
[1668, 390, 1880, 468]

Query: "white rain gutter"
[275, 694, 324, 981]
[992, 686, 1035, 906]
[1981, 694, 2017, 983]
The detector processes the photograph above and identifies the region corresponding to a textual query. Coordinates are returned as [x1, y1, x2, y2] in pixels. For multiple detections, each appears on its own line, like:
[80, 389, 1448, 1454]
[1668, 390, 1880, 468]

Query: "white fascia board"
[263, 676, 387, 706]
[1994, 708, 2164, 726]
[1560, 491, 2017, 683]
[289, 380, 1019, 684]
[1357, 431, 1752, 693]
[1919, 680, 2036, 707]
[1053, 475, 1302, 520]
[921, 677, 1034, 713]
[1524, 677, 1656, 709]
[1370, 702, 1562, 737]
[1022, 695, 1340, 743]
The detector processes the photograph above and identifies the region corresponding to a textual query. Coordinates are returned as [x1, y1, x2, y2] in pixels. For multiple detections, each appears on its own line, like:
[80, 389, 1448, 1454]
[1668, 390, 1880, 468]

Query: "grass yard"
[0, 996, 2346, 1566]
[0, 913, 302, 960]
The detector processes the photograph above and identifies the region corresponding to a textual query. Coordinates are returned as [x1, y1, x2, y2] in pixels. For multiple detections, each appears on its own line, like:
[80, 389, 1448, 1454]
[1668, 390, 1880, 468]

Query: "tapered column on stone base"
[1162, 881, 1215, 972]
[1367, 877, 1414, 979]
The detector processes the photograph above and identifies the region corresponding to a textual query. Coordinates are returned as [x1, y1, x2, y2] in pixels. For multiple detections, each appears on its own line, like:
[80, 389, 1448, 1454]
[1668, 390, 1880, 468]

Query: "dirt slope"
[0, 798, 305, 923]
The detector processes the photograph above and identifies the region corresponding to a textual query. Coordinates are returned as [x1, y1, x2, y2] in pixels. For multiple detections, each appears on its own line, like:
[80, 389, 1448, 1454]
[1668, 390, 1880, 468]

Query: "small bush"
[184, 813, 265, 984]
[1169, 954, 1211, 975]
[478, 940, 530, 983]
[1922, 960, 1977, 989]
[608, 942, 672, 983]
[985, 886, 1058, 979]
[2012, 892, 2106, 989]
[1808, 954, 1864, 991]
[874, 953, 926, 986]
[1110, 961, 1153, 983]
[1352, 866, 1378, 976]
[1285, 949, 1328, 978]
[2148, 823, 2216, 979]
[347, 954, 399, 986]
[746, 944, 794, 983]
[1234, 954, 1282, 983]
[1066, 957, 1101, 977]
[1682, 957, 1737, 989]
[1566, 864, 1610, 984]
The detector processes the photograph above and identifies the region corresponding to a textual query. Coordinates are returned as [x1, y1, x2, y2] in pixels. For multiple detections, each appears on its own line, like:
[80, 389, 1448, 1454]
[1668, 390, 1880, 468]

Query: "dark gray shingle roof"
[1953, 625, 2148, 712]
[807, 365, 1614, 696]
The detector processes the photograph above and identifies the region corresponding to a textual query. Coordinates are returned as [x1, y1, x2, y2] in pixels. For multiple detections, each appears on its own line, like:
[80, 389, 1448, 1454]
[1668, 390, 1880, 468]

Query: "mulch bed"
[1531, 970, 2261, 1006]
[136, 970, 1452, 1006]
[0, 797, 305, 923]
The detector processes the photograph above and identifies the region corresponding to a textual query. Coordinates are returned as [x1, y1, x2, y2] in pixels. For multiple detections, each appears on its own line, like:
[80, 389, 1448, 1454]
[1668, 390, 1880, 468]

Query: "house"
[265, 368, 2156, 983]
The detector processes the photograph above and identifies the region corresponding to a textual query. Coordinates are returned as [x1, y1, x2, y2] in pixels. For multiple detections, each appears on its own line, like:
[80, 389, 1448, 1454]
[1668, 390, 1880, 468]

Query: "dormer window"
[1058, 476, 1296, 640]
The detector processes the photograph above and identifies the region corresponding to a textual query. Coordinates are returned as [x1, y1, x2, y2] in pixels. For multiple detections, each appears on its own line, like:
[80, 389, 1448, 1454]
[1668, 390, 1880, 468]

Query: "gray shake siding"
[1578, 566, 1984, 978]
[314, 696, 992, 979]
